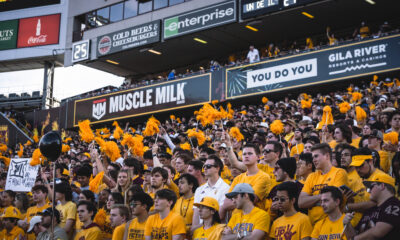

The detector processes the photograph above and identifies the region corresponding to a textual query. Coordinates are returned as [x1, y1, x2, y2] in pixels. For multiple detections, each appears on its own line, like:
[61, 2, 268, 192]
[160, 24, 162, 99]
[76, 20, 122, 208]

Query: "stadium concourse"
[0, 75, 400, 239]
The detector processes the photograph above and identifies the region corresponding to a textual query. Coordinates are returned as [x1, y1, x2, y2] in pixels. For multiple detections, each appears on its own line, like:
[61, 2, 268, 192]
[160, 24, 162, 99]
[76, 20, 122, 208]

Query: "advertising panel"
[163, 1, 236, 39]
[97, 20, 160, 56]
[0, 19, 18, 50]
[241, 0, 319, 19]
[73, 74, 212, 126]
[226, 35, 400, 99]
[17, 14, 60, 48]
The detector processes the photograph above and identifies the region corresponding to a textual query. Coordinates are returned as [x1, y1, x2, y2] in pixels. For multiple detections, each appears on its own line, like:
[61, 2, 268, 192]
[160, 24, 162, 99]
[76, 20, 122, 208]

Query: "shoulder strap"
[123, 219, 133, 240]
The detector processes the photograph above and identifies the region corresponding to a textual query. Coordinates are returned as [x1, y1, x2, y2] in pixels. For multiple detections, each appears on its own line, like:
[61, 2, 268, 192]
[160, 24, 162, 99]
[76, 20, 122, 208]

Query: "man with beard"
[37, 208, 68, 240]
[343, 174, 400, 240]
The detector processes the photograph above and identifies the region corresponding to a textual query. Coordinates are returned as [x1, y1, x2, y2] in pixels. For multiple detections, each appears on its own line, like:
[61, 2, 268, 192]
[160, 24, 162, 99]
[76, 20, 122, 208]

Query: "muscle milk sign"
[74, 74, 211, 125]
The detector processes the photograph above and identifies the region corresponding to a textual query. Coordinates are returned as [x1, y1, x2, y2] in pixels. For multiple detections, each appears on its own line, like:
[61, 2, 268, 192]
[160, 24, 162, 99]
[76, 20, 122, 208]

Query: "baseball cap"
[364, 172, 395, 188]
[194, 197, 219, 211]
[40, 207, 61, 223]
[1, 206, 21, 219]
[350, 154, 372, 167]
[368, 129, 383, 140]
[27, 216, 42, 233]
[225, 183, 255, 198]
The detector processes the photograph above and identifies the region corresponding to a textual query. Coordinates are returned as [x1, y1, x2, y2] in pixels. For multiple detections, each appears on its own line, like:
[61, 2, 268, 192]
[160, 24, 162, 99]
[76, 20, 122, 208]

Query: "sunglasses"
[203, 164, 217, 170]
[263, 149, 274, 154]
[272, 197, 289, 203]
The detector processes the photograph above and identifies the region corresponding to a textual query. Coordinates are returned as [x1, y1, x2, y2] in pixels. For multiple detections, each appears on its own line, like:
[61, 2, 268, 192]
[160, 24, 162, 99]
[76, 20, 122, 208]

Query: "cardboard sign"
[5, 158, 39, 192]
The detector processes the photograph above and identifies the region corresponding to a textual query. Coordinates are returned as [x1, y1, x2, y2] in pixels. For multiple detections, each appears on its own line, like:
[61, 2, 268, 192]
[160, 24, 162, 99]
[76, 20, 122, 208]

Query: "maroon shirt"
[356, 196, 400, 240]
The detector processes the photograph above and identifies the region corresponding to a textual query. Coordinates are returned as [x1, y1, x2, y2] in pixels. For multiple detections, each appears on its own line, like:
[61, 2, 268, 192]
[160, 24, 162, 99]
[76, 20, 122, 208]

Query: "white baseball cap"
[27, 216, 42, 233]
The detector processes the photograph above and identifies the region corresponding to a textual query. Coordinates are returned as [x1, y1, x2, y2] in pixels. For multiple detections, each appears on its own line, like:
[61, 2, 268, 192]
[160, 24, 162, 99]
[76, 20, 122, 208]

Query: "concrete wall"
[0, 0, 68, 63]
[64, 0, 226, 66]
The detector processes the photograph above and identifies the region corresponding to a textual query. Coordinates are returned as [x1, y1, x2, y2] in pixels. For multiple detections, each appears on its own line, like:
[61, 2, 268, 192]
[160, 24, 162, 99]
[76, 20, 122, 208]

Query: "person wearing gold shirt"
[74, 201, 102, 240]
[223, 183, 270, 240]
[144, 189, 186, 240]
[192, 197, 224, 240]
[124, 192, 154, 240]
[270, 182, 313, 240]
[299, 143, 348, 225]
[0, 206, 25, 240]
[172, 174, 198, 232]
[311, 186, 347, 240]
[109, 205, 129, 240]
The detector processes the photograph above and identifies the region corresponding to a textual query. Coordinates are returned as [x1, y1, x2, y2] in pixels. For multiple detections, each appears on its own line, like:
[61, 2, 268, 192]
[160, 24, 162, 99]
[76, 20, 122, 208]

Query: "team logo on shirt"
[275, 224, 297, 240]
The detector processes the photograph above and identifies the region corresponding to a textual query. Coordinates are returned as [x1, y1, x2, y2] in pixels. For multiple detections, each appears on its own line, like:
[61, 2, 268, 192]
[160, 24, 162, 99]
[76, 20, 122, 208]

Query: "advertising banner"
[0, 19, 18, 50]
[17, 14, 60, 48]
[226, 34, 400, 99]
[73, 74, 212, 126]
[5, 158, 39, 192]
[97, 20, 160, 56]
[241, 0, 319, 19]
[163, 1, 236, 39]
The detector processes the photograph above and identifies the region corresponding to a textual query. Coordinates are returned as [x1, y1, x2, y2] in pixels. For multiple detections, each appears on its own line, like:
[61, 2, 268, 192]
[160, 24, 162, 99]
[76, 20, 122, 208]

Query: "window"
[169, 0, 184, 6]
[96, 7, 110, 26]
[154, 0, 167, 9]
[124, 0, 138, 19]
[110, 3, 123, 22]
[138, 0, 152, 14]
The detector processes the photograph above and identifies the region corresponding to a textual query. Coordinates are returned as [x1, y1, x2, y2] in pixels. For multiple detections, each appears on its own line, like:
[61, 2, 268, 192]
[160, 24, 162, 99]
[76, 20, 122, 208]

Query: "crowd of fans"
[0, 71, 399, 239]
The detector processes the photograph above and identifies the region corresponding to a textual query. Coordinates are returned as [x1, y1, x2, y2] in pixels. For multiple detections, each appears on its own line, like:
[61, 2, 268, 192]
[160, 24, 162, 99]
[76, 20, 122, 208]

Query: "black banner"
[97, 20, 161, 56]
[226, 34, 400, 99]
[73, 74, 212, 126]
[241, 0, 319, 19]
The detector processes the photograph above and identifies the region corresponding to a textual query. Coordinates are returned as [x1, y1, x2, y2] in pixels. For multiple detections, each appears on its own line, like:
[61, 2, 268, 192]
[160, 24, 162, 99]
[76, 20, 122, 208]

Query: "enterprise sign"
[241, 0, 319, 19]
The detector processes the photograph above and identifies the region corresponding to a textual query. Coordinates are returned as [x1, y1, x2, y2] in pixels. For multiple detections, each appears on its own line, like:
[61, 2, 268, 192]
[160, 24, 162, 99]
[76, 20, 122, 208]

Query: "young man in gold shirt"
[110, 204, 130, 240]
[0, 206, 25, 240]
[299, 143, 348, 225]
[124, 192, 153, 240]
[74, 201, 102, 240]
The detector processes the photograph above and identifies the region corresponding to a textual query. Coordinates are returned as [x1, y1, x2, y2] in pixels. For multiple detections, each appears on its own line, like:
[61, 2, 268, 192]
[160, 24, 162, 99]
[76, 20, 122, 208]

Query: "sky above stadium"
[0, 65, 124, 101]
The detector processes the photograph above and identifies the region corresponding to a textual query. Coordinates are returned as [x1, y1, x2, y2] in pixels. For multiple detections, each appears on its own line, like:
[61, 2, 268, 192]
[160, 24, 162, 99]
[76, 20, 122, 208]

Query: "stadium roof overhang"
[0, 56, 64, 72]
[82, 0, 399, 79]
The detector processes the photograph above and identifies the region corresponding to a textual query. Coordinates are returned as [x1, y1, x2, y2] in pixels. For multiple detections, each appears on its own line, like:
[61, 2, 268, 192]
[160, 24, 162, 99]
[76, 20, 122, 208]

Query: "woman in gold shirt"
[192, 197, 224, 240]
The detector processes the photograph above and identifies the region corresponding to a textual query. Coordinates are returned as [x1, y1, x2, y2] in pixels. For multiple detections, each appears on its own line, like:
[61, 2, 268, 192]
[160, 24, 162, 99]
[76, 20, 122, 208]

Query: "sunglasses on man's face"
[263, 149, 274, 154]
[203, 164, 217, 170]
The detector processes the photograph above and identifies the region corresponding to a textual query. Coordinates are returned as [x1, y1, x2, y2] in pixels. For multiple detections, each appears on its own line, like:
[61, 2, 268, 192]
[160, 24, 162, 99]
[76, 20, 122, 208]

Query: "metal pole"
[51, 161, 56, 239]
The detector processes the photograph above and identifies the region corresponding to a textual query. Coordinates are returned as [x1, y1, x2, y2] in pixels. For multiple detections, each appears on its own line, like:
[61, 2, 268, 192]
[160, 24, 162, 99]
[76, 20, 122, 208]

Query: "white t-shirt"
[247, 49, 260, 63]
[194, 177, 230, 207]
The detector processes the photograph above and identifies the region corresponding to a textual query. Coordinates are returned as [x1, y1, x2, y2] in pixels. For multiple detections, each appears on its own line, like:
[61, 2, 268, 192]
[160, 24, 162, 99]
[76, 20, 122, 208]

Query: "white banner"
[246, 58, 318, 88]
[5, 158, 39, 192]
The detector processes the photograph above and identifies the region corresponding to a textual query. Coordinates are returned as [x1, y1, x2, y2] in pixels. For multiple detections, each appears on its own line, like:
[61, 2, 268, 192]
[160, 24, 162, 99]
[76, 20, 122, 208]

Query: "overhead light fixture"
[302, 11, 314, 19]
[246, 25, 259, 32]
[139, 47, 150, 53]
[106, 59, 119, 65]
[365, 0, 375, 4]
[194, 38, 207, 44]
[148, 49, 161, 55]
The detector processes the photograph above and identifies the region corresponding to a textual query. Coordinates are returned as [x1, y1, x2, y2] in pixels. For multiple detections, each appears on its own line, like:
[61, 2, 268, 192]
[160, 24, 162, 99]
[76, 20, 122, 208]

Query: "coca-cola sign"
[17, 14, 60, 48]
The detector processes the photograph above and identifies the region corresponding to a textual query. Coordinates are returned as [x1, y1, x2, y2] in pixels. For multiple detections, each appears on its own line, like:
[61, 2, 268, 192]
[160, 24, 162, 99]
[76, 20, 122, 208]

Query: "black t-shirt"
[356, 196, 400, 240]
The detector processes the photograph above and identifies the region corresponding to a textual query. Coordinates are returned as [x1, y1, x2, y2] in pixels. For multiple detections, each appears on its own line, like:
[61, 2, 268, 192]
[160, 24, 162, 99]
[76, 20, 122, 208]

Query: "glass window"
[154, 0, 167, 9]
[96, 7, 110, 26]
[124, 0, 138, 19]
[169, 0, 184, 6]
[86, 11, 96, 29]
[138, 0, 152, 14]
[110, 3, 123, 23]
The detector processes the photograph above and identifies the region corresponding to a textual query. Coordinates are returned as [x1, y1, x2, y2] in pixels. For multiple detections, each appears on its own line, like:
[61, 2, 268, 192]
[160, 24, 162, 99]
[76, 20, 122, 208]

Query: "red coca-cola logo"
[17, 14, 60, 48]
[98, 36, 112, 55]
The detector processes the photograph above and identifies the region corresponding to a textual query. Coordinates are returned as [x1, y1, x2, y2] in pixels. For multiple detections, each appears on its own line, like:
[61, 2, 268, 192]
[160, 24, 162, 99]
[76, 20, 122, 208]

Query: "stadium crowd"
[0, 72, 399, 240]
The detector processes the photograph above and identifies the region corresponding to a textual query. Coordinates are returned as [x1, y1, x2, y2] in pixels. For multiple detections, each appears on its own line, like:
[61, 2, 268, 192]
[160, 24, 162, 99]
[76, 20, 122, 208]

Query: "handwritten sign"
[5, 158, 39, 192]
